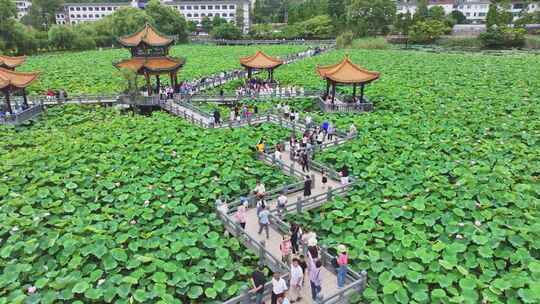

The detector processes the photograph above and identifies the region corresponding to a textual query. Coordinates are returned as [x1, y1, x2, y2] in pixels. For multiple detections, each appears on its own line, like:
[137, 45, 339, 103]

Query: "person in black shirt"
[304, 175, 312, 197]
[251, 264, 267, 304]
[213, 109, 221, 125]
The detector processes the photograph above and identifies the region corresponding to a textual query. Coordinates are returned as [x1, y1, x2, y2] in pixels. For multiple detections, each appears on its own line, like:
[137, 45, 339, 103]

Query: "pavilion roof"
[0, 67, 38, 90]
[0, 55, 27, 69]
[118, 23, 173, 47]
[240, 51, 283, 69]
[316, 56, 380, 84]
[114, 56, 185, 73]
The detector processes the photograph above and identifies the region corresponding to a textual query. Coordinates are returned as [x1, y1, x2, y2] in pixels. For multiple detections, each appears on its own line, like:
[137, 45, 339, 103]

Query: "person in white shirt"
[283, 104, 290, 119]
[277, 193, 287, 216]
[305, 115, 312, 128]
[290, 258, 304, 302]
[271, 272, 288, 304]
[274, 149, 283, 165]
[348, 124, 357, 138]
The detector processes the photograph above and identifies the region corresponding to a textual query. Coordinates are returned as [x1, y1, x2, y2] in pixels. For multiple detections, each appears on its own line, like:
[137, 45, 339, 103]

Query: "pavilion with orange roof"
[316, 55, 380, 105]
[0, 67, 39, 114]
[0, 55, 27, 70]
[114, 23, 185, 96]
[240, 51, 283, 83]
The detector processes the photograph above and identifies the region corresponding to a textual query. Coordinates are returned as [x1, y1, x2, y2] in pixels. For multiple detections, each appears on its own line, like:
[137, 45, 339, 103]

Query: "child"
[280, 235, 292, 264]
[321, 171, 328, 190]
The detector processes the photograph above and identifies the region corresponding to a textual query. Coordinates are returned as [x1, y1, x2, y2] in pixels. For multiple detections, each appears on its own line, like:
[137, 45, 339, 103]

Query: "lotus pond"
[19, 44, 308, 96]
[0, 105, 294, 303]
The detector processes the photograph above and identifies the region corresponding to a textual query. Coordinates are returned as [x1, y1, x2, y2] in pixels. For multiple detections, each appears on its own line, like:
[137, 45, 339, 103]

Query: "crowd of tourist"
[236, 81, 305, 99]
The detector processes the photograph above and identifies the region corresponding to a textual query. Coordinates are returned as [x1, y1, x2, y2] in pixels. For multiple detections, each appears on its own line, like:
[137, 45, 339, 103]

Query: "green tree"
[48, 25, 77, 50]
[110, 7, 151, 38]
[0, 0, 16, 21]
[449, 10, 467, 24]
[486, 4, 499, 28]
[428, 6, 446, 21]
[413, 0, 429, 23]
[210, 23, 242, 39]
[347, 0, 396, 36]
[0, 0, 17, 52]
[394, 12, 413, 34]
[409, 20, 448, 43]
[235, 6, 245, 30]
[282, 15, 334, 39]
[201, 16, 212, 33]
[23, 0, 64, 30]
[187, 20, 198, 33]
[145, 0, 188, 42]
[212, 16, 227, 28]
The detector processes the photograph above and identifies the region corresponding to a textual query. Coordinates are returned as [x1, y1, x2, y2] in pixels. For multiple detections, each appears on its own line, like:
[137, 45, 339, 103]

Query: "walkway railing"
[318, 96, 374, 113]
[190, 38, 336, 46]
[0, 104, 45, 125]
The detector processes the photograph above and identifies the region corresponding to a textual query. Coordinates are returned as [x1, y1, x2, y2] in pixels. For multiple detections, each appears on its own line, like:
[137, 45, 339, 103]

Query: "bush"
[525, 35, 540, 49]
[409, 20, 448, 43]
[73, 33, 96, 51]
[436, 36, 482, 49]
[336, 31, 354, 49]
[211, 23, 242, 40]
[479, 26, 526, 48]
[352, 37, 390, 49]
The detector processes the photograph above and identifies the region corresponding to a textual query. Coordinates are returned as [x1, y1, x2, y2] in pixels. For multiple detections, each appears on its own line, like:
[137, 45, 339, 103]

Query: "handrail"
[0, 104, 44, 125]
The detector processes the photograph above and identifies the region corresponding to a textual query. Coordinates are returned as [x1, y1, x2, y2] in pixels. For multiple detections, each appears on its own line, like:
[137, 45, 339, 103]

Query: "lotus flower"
[130, 220, 137, 225]
[402, 205, 408, 210]
[167, 187, 172, 191]
[475, 220, 481, 226]
[167, 194, 172, 198]
[143, 200, 150, 207]
[96, 174, 101, 177]
[115, 182, 120, 187]
[171, 151, 177, 157]
[43, 212, 50, 217]
[383, 199, 388, 202]
[458, 222, 465, 227]
[456, 234, 463, 239]
[27, 286, 37, 294]
[97, 279, 106, 286]
[475, 202, 481, 208]
[160, 204, 166, 209]
[11, 226, 19, 232]
[148, 185, 154, 190]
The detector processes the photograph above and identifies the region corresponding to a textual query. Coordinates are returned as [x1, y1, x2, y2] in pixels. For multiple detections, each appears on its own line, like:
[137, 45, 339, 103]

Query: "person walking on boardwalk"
[253, 180, 266, 201]
[327, 122, 335, 141]
[229, 108, 235, 122]
[290, 258, 304, 302]
[251, 264, 267, 304]
[304, 175, 312, 197]
[340, 165, 349, 185]
[336, 244, 348, 289]
[322, 120, 329, 139]
[277, 192, 287, 217]
[301, 152, 309, 172]
[290, 223, 302, 254]
[258, 204, 270, 239]
[321, 171, 328, 190]
[271, 272, 288, 304]
[280, 234, 292, 264]
[234, 200, 247, 229]
[308, 251, 323, 301]
[213, 109, 221, 125]
[274, 147, 283, 166]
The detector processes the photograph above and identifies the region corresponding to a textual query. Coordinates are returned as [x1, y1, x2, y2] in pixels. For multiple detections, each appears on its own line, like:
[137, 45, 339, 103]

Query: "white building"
[51, 0, 251, 32]
[14, 0, 31, 19]
[396, 0, 540, 23]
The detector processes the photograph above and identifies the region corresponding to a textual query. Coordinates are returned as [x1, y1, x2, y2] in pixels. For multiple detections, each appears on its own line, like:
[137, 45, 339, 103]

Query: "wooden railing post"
[259, 240, 266, 267]
[296, 196, 302, 214]
[327, 186, 333, 201]
[311, 173, 316, 189]
[241, 285, 251, 304]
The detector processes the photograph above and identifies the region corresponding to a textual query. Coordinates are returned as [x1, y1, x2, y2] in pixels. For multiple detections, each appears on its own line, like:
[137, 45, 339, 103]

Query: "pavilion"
[114, 23, 185, 96]
[316, 55, 380, 104]
[0, 67, 38, 114]
[240, 51, 283, 83]
[0, 55, 27, 70]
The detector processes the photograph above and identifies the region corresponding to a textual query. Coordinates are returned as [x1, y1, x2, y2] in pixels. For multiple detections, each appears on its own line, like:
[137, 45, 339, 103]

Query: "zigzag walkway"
[160, 99, 367, 303]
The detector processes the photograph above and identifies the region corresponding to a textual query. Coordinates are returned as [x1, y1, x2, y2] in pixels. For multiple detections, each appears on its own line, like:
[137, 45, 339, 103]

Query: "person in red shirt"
[337, 244, 348, 288]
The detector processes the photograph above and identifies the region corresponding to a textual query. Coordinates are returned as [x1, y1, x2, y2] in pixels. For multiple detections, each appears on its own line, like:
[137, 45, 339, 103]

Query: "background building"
[16, 0, 251, 32]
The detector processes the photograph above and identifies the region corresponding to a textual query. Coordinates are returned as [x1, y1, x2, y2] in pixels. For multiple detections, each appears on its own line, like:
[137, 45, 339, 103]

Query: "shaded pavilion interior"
[114, 23, 184, 96]
[0, 67, 39, 114]
[316, 56, 380, 103]
[240, 51, 283, 83]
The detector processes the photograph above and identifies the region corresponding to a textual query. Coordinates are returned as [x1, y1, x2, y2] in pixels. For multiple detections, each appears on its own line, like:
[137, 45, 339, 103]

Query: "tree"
[212, 16, 227, 28]
[347, 0, 396, 36]
[0, 0, 17, 52]
[409, 20, 448, 43]
[110, 7, 151, 38]
[210, 23, 242, 40]
[187, 20, 198, 33]
[48, 25, 77, 50]
[486, 4, 499, 28]
[0, 0, 16, 21]
[23, 0, 64, 30]
[449, 10, 467, 24]
[201, 16, 212, 33]
[282, 15, 335, 39]
[394, 12, 413, 34]
[413, 0, 429, 23]
[235, 6, 245, 30]
[145, 0, 188, 42]
[428, 6, 446, 21]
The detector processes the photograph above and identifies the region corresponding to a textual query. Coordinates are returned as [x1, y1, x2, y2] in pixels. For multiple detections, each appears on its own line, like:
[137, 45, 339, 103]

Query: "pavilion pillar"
[156, 75, 161, 94]
[331, 82, 336, 104]
[4, 91, 13, 114]
[325, 79, 330, 98]
[22, 88, 29, 108]
[144, 72, 152, 96]
[352, 84, 357, 102]
[360, 84, 365, 103]
[174, 73, 179, 92]
[247, 68, 252, 79]
[169, 72, 175, 88]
